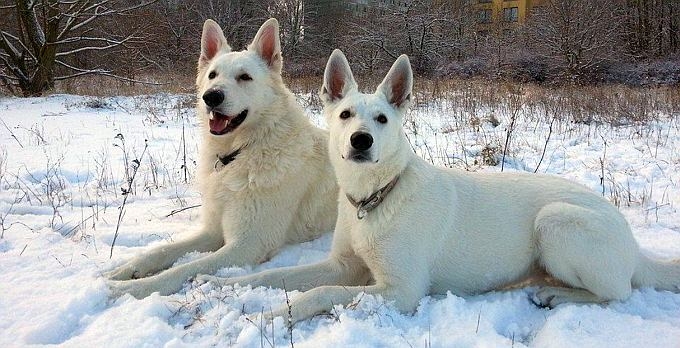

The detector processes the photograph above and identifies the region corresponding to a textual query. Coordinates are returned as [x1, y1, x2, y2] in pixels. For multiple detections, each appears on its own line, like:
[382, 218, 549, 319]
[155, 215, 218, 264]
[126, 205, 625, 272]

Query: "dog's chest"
[348, 219, 389, 265]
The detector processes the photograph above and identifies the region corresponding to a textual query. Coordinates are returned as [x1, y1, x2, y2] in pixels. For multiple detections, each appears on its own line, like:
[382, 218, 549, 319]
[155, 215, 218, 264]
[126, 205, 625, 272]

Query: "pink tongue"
[209, 117, 229, 133]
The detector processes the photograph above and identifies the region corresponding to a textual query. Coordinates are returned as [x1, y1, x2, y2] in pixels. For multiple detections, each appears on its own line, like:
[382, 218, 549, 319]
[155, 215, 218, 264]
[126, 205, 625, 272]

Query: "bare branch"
[0, 30, 39, 63]
[55, 35, 132, 45]
[54, 59, 163, 85]
[0, 73, 20, 81]
[0, 49, 29, 82]
[16, 0, 46, 49]
[0, 31, 21, 62]
[62, 0, 157, 38]
[55, 59, 110, 73]
[55, 36, 135, 56]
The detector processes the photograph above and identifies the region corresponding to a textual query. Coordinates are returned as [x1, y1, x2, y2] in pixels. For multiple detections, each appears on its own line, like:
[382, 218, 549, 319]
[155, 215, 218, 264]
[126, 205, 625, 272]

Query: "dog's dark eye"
[376, 114, 388, 124]
[208, 71, 217, 79]
[340, 110, 351, 119]
[238, 73, 252, 81]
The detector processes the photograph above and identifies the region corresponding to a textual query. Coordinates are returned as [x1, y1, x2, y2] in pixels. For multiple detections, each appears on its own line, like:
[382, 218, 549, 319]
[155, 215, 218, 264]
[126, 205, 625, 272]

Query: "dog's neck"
[346, 175, 400, 219]
[213, 146, 243, 171]
[333, 147, 412, 203]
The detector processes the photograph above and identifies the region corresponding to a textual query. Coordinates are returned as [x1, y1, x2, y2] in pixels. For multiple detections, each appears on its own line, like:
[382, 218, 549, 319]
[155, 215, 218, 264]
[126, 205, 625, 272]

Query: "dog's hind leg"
[533, 286, 610, 308]
[107, 230, 224, 280]
[533, 202, 638, 308]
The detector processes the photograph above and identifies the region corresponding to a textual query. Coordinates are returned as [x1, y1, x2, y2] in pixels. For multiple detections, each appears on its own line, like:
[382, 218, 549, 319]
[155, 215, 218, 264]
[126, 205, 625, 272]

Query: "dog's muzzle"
[348, 131, 373, 162]
[203, 89, 224, 108]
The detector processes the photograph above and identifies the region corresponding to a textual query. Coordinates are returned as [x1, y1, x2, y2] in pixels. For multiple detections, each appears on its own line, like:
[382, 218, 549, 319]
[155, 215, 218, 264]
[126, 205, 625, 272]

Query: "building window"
[503, 7, 518, 22]
[478, 9, 492, 23]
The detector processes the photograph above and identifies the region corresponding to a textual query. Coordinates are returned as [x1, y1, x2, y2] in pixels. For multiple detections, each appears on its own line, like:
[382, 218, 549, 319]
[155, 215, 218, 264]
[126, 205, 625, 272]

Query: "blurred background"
[1, 0, 678, 97]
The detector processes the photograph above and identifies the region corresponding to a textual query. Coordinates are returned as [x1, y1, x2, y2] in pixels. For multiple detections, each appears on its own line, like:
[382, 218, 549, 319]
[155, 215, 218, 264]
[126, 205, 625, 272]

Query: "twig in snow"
[0, 118, 23, 148]
[501, 95, 521, 172]
[181, 114, 189, 184]
[534, 116, 556, 173]
[599, 135, 607, 197]
[109, 138, 148, 259]
[164, 204, 201, 218]
[282, 279, 295, 348]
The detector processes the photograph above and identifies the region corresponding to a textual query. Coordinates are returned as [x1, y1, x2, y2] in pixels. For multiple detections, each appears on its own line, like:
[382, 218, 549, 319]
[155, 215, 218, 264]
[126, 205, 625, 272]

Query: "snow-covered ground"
[1, 92, 679, 347]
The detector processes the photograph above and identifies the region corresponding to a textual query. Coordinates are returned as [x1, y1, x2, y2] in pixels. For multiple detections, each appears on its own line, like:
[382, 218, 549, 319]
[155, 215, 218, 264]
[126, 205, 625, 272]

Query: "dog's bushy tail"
[632, 254, 680, 292]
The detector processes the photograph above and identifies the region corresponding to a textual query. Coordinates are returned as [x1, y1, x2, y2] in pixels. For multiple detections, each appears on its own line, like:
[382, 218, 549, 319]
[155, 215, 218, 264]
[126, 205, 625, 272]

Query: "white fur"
[199, 50, 680, 323]
[106, 19, 338, 298]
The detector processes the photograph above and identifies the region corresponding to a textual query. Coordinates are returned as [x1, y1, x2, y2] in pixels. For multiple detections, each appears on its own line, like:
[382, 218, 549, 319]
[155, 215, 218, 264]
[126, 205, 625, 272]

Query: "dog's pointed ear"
[248, 18, 282, 72]
[376, 55, 413, 110]
[200, 20, 231, 68]
[320, 49, 358, 104]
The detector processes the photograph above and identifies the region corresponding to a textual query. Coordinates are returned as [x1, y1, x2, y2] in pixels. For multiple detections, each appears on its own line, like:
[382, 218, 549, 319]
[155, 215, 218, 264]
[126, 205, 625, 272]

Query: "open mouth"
[209, 109, 248, 135]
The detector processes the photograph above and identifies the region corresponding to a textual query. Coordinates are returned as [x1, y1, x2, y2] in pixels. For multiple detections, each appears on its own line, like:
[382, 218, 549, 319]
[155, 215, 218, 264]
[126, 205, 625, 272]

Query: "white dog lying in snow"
[199, 50, 680, 323]
[107, 19, 337, 299]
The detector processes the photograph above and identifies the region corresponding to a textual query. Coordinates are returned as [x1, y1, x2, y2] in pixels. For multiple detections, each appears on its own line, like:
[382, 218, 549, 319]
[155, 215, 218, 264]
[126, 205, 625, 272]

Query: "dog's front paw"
[107, 280, 130, 298]
[105, 266, 140, 281]
[246, 309, 282, 326]
[107, 279, 154, 299]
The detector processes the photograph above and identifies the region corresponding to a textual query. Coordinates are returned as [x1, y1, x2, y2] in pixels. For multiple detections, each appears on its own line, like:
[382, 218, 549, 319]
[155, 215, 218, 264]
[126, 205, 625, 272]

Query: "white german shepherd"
[107, 19, 338, 298]
[199, 50, 680, 323]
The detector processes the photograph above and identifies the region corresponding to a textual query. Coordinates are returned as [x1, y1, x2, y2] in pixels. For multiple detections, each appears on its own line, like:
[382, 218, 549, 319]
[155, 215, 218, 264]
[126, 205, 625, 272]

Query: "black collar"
[214, 147, 242, 171]
[346, 176, 400, 220]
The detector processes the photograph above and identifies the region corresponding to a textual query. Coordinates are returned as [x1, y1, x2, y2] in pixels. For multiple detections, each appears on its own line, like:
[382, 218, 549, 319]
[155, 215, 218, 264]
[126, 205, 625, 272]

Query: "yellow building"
[476, 0, 544, 25]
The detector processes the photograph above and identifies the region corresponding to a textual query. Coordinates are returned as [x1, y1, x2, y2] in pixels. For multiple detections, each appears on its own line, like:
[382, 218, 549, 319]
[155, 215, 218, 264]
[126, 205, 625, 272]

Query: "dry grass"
[52, 72, 197, 96]
[286, 75, 680, 126]
[411, 78, 680, 125]
[4, 73, 673, 127]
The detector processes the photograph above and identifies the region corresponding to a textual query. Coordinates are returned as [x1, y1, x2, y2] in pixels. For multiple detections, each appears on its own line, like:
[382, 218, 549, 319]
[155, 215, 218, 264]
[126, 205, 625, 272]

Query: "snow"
[1, 92, 679, 347]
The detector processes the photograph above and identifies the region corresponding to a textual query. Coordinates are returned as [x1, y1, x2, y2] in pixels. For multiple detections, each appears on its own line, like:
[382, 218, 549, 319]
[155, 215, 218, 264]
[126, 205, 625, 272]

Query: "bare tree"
[194, 0, 267, 50]
[264, 0, 305, 58]
[2, 0, 675, 91]
[525, 0, 627, 82]
[0, 0, 155, 96]
[474, 16, 523, 78]
[341, 0, 474, 75]
[256, 0, 348, 76]
[152, 1, 201, 69]
[624, 0, 679, 58]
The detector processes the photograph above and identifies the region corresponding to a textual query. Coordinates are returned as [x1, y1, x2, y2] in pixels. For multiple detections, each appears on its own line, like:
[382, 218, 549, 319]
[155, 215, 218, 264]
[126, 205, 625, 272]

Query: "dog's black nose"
[202, 89, 224, 108]
[350, 131, 373, 151]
